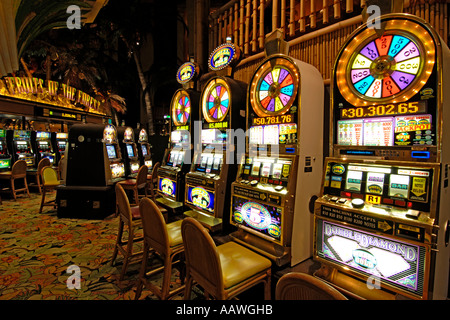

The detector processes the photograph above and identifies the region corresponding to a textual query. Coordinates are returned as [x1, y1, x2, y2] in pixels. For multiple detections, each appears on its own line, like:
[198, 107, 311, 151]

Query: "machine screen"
[58, 141, 66, 150]
[141, 144, 148, 156]
[110, 162, 125, 179]
[324, 161, 433, 211]
[159, 177, 176, 198]
[232, 196, 282, 241]
[171, 130, 190, 144]
[167, 150, 185, 167]
[240, 156, 292, 187]
[126, 144, 135, 158]
[186, 186, 215, 213]
[249, 123, 297, 145]
[106, 144, 117, 159]
[315, 219, 426, 297]
[38, 141, 50, 150]
[194, 153, 223, 174]
[201, 129, 226, 144]
[16, 141, 29, 151]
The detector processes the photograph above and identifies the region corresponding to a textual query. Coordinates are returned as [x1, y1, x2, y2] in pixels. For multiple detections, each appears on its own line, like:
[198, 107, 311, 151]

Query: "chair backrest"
[275, 272, 348, 300]
[151, 162, 160, 183]
[181, 217, 223, 296]
[136, 165, 148, 188]
[42, 167, 59, 185]
[115, 183, 132, 224]
[139, 197, 169, 254]
[37, 157, 51, 174]
[11, 160, 28, 177]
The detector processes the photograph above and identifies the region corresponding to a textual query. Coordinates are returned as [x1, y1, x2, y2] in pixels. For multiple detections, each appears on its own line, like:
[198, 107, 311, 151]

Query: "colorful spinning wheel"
[201, 78, 230, 122]
[250, 56, 299, 117]
[336, 17, 436, 106]
[171, 90, 191, 126]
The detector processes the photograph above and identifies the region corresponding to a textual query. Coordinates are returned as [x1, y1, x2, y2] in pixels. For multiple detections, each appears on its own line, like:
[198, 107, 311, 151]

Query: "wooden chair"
[135, 197, 185, 300]
[147, 162, 160, 201]
[27, 158, 51, 193]
[111, 183, 144, 280]
[275, 272, 348, 300]
[117, 165, 148, 205]
[39, 166, 61, 213]
[181, 217, 272, 300]
[0, 160, 30, 200]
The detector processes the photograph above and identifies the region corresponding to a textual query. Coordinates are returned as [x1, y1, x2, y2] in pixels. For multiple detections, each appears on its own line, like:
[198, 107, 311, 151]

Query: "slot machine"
[54, 132, 68, 164]
[156, 61, 200, 214]
[313, 13, 450, 300]
[8, 129, 35, 167]
[229, 31, 324, 266]
[118, 126, 140, 178]
[57, 123, 125, 218]
[136, 126, 152, 173]
[32, 131, 56, 165]
[0, 129, 12, 171]
[183, 43, 247, 232]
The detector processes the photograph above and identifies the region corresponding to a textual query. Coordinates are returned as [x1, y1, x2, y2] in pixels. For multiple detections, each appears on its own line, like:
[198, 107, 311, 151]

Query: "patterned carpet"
[0, 190, 186, 300]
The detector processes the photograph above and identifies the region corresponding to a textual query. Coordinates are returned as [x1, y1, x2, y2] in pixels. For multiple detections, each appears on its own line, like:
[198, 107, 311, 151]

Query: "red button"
[395, 200, 406, 207]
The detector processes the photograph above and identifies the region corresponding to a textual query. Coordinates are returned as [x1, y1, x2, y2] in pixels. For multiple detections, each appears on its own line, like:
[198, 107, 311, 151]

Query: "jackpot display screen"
[141, 144, 148, 156]
[323, 160, 434, 212]
[158, 177, 176, 198]
[171, 130, 190, 144]
[186, 186, 215, 213]
[232, 196, 282, 241]
[315, 219, 427, 297]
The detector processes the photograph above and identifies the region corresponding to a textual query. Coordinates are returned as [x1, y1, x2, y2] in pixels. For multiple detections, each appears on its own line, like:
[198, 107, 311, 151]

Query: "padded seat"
[166, 219, 183, 247]
[181, 217, 272, 300]
[217, 242, 272, 289]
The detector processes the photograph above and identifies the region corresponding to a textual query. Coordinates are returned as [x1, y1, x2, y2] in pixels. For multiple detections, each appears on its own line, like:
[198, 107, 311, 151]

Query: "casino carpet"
[0, 191, 188, 300]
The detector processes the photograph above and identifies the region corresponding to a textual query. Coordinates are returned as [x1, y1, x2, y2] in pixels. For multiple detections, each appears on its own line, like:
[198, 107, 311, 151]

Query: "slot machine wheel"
[171, 90, 191, 126]
[335, 16, 436, 106]
[202, 78, 231, 123]
[249, 55, 300, 117]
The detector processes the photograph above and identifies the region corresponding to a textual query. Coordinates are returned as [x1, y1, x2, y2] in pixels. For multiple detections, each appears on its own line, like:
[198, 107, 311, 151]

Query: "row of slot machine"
[0, 129, 68, 171]
[155, 13, 449, 300]
[56, 121, 153, 219]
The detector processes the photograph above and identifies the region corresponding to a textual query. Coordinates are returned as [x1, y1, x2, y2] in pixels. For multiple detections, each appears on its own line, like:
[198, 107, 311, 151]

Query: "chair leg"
[39, 188, 46, 213]
[264, 269, 272, 300]
[120, 227, 134, 280]
[10, 179, 16, 200]
[24, 177, 30, 197]
[161, 255, 173, 300]
[135, 241, 151, 300]
[111, 220, 124, 266]
[183, 274, 194, 300]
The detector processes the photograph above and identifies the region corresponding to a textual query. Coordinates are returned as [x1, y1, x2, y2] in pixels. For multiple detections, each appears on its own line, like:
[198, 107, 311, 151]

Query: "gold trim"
[170, 89, 191, 127]
[201, 77, 231, 123]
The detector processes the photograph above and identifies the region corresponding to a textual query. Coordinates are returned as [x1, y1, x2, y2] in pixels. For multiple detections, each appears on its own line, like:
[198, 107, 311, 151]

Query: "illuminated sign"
[252, 114, 294, 126]
[0, 76, 104, 115]
[340, 101, 427, 119]
[316, 219, 426, 297]
[176, 62, 197, 84]
[208, 43, 239, 71]
[0, 158, 11, 169]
